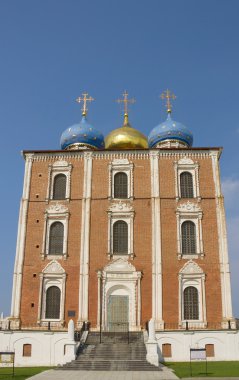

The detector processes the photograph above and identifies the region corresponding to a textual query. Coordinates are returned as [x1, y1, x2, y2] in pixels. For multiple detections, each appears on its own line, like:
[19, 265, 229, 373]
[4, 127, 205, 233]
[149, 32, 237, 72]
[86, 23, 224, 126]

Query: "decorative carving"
[112, 159, 129, 165]
[46, 203, 68, 214]
[108, 201, 134, 213]
[52, 160, 69, 167]
[43, 260, 65, 274]
[177, 201, 201, 213]
[178, 157, 194, 165]
[104, 258, 136, 273]
[179, 260, 203, 274]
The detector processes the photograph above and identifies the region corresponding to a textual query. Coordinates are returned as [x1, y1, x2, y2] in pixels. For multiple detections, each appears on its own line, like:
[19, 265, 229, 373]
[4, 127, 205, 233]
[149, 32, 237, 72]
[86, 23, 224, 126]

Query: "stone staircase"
[60, 331, 161, 371]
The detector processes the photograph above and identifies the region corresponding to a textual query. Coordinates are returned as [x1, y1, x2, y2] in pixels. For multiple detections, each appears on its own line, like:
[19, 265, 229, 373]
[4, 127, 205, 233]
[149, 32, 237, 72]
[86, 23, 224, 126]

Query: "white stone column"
[210, 151, 234, 326]
[150, 151, 164, 329]
[78, 152, 93, 325]
[11, 153, 33, 322]
[137, 272, 142, 327]
[97, 271, 102, 329]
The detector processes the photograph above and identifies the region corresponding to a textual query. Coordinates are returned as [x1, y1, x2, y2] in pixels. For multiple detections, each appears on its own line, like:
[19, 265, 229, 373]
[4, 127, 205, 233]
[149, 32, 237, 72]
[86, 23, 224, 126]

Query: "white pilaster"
[210, 151, 234, 325]
[150, 151, 164, 329]
[78, 152, 93, 325]
[11, 154, 33, 321]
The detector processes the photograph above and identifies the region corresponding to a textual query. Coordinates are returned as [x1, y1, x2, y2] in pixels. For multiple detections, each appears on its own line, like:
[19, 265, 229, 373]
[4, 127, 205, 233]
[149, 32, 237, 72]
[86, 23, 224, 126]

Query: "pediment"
[46, 203, 68, 214]
[178, 157, 194, 165]
[177, 201, 201, 213]
[52, 160, 69, 167]
[103, 258, 136, 273]
[108, 201, 134, 213]
[43, 260, 65, 274]
[180, 260, 203, 274]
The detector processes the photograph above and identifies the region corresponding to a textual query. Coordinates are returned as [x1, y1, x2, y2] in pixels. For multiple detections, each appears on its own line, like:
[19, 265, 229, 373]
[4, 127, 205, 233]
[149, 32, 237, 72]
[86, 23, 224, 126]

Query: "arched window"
[183, 286, 199, 320]
[45, 286, 61, 319]
[113, 221, 128, 254]
[114, 172, 128, 198]
[180, 172, 194, 198]
[181, 221, 196, 254]
[53, 174, 66, 200]
[49, 222, 64, 255]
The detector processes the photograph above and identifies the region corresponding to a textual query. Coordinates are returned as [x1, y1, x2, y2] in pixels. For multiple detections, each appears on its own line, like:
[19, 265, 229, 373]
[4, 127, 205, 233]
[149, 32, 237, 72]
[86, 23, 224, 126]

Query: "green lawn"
[164, 361, 239, 378]
[0, 367, 52, 380]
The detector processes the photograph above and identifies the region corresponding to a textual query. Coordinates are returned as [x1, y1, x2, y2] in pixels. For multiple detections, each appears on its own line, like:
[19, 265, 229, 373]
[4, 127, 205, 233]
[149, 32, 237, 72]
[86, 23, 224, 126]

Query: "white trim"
[41, 204, 69, 260]
[150, 151, 164, 329]
[178, 260, 207, 328]
[107, 202, 134, 258]
[176, 201, 204, 259]
[210, 151, 234, 327]
[37, 261, 66, 326]
[98, 259, 142, 331]
[46, 160, 72, 201]
[11, 154, 34, 321]
[174, 157, 200, 201]
[108, 159, 134, 200]
[78, 152, 93, 326]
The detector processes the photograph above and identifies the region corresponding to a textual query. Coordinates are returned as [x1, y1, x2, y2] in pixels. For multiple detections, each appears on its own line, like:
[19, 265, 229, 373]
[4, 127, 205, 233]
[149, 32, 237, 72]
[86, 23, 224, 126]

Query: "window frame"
[46, 160, 72, 202]
[38, 260, 66, 325]
[109, 159, 134, 200]
[108, 202, 134, 259]
[178, 260, 207, 328]
[176, 201, 204, 259]
[41, 204, 69, 260]
[174, 157, 200, 201]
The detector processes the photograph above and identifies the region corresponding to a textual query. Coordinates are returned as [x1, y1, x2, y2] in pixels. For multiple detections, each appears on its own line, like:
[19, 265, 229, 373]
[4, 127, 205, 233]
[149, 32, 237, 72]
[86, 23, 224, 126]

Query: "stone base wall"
[0, 330, 76, 366]
[156, 330, 239, 361]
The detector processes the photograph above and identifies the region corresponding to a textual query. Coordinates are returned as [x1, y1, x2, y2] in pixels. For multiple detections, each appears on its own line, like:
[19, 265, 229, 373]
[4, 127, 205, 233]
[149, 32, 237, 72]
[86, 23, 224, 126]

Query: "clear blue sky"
[1, 0, 239, 316]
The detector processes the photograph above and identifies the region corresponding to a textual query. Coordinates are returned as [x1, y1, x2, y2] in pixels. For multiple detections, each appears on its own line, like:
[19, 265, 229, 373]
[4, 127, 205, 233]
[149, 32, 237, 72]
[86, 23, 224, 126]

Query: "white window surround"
[97, 258, 142, 331]
[46, 160, 72, 202]
[176, 201, 204, 259]
[41, 204, 69, 260]
[174, 157, 200, 201]
[107, 201, 134, 259]
[178, 260, 207, 328]
[108, 159, 134, 200]
[37, 260, 66, 326]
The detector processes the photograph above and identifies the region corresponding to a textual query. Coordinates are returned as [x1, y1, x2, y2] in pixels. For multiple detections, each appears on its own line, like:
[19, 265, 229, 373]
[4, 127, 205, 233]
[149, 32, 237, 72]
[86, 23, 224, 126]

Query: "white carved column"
[78, 152, 93, 326]
[137, 272, 141, 327]
[97, 271, 102, 329]
[210, 151, 234, 327]
[150, 151, 164, 329]
[11, 153, 34, 322]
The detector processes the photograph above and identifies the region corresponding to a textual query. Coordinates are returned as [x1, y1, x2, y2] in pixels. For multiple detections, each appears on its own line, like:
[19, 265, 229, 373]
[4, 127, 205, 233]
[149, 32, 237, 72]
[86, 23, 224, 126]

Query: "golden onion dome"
[105, 114, 148, 150]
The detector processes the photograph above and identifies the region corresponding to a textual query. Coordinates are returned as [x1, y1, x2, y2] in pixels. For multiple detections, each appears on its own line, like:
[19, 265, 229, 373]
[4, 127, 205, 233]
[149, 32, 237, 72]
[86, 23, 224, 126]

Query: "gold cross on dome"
[160, 89, 176, 113]
[76, 92, 94, 116]
[116, 90, 136, 116]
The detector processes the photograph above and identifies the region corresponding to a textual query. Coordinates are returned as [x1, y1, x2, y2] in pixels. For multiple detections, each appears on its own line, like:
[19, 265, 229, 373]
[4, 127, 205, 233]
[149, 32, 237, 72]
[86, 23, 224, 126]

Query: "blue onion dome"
[148, 112, 193, 149]
[60, 115, 105, 150]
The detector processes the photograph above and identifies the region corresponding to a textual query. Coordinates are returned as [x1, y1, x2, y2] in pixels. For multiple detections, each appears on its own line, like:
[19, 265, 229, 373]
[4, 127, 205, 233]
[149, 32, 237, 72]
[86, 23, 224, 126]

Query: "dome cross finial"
[116, 90, 136, 126]
[76, 92, 94, 116]
[160, 89, 176, 114]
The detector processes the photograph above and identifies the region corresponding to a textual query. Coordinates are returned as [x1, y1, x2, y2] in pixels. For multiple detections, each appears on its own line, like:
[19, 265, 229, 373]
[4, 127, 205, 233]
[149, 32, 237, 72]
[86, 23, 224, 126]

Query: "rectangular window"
[205, 344, 214, 357]
[162, 343, 172, 357]
[23, 344, 32, 357]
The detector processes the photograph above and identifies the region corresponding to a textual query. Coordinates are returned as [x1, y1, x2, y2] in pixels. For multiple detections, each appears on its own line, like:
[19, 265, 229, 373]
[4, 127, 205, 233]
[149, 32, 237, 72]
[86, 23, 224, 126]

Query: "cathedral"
[1, 90, 238, 366]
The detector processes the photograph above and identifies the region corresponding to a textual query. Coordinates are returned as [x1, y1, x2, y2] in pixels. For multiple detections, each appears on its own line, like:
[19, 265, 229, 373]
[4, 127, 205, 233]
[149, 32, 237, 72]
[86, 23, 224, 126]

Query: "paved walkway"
[29, 367, 179, 379]
[28, 370, 239, 380]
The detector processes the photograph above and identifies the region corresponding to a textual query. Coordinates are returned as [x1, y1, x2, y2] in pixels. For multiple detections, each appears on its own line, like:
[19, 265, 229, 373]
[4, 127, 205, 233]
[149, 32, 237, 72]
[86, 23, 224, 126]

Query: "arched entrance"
[97, 258, 142, 331]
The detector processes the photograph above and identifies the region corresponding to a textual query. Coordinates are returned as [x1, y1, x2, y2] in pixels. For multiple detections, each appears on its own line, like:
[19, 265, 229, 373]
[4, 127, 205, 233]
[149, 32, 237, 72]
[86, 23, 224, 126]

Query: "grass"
[164, 361, 239, 378]
[0, 367, 52, 380]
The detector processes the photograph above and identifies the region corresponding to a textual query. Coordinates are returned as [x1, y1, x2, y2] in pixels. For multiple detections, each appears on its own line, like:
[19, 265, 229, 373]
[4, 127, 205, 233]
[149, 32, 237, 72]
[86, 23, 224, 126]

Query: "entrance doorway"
[107, 295, 129, 332]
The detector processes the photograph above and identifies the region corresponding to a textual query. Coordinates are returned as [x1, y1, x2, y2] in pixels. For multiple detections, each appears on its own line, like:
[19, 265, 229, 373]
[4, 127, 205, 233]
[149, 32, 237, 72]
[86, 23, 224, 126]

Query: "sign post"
[190, 348, 207, 377]
[0, 351, 15, 377]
